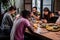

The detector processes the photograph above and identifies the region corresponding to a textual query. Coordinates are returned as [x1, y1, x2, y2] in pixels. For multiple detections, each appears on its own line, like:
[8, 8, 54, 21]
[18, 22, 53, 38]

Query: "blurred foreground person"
[55, 10, 60, 17]
[10, 10, 34, 40]
[57, 10, 60, 16]
[1, 6, 16, 33]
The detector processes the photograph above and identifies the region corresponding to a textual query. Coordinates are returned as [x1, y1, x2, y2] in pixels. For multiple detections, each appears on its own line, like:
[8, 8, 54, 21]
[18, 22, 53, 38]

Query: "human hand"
[42, 19, 47, 23]
[15, 14, 20, 19]
[31, 12, 34, 16]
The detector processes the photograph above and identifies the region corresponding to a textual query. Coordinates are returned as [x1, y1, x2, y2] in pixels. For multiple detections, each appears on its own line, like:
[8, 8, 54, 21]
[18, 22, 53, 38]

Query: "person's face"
[11, 10, 16, 14]
[44, 11, 48, 15]
[58, 11, 60, 15]
[32, 8, 37, 12]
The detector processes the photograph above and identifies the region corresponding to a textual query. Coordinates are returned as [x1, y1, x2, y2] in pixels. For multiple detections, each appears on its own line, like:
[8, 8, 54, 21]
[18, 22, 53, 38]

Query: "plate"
[46, 25, 60, 32]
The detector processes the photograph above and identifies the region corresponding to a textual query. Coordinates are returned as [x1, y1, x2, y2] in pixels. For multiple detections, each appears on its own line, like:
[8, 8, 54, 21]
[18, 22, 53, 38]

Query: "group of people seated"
[0, 6, 60, 40]
[29, 7, 60, 25]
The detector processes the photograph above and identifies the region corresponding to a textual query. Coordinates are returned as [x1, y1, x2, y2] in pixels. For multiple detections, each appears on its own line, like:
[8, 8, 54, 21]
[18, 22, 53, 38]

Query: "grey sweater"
[1, 12, 13, 30]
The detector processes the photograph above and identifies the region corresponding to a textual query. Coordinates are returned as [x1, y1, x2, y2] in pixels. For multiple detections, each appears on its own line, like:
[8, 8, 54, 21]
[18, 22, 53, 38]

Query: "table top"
[27, 23, 60, 40]
[40, 28, 60, 40]
[26, 20, 60, 40]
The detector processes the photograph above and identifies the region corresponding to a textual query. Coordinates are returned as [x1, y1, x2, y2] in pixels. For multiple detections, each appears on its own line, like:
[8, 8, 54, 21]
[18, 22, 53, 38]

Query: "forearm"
[33, 15, 40, 20]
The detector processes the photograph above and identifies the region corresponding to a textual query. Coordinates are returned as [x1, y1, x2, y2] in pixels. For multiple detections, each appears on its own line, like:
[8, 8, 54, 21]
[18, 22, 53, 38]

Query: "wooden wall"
[24, 0, 32, 11]
[54, 0, 60, 12]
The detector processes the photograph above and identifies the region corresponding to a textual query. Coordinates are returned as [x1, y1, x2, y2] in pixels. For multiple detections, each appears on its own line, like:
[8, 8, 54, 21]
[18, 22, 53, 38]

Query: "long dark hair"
[44, 7, 51, 15]
[44, 7, 50, 12]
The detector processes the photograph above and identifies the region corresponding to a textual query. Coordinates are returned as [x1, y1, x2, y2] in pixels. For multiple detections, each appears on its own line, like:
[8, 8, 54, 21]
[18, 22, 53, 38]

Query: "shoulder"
[24, 18, 30, 23]
[37, 11, 40, 15]
[21, 18, 30, 25]
[4, 12, 10, 17]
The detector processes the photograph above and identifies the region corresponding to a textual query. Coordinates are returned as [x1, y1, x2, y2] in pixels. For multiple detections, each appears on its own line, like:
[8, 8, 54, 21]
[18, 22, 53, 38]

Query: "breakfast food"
[46, 26, 53, 30]
[33, 24, 38, 29]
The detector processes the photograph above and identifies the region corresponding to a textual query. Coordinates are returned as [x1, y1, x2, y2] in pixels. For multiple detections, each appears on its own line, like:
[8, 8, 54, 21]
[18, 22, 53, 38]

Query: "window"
[32, 0, 41, 12]
[37, 0, 41, 12]
[32, 0, 35, 7]
[24, 0, 32, 11]
[32, 0, 53, 12]
[43, 0, 51, 11]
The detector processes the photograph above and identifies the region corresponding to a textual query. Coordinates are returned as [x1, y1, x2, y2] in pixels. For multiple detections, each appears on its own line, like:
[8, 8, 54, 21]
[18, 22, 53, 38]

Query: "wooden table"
[26, 21, 60, 40]
[33, 22, 60, 40]
[26, 26, 60, 40]
[40, 28, 60, 40]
